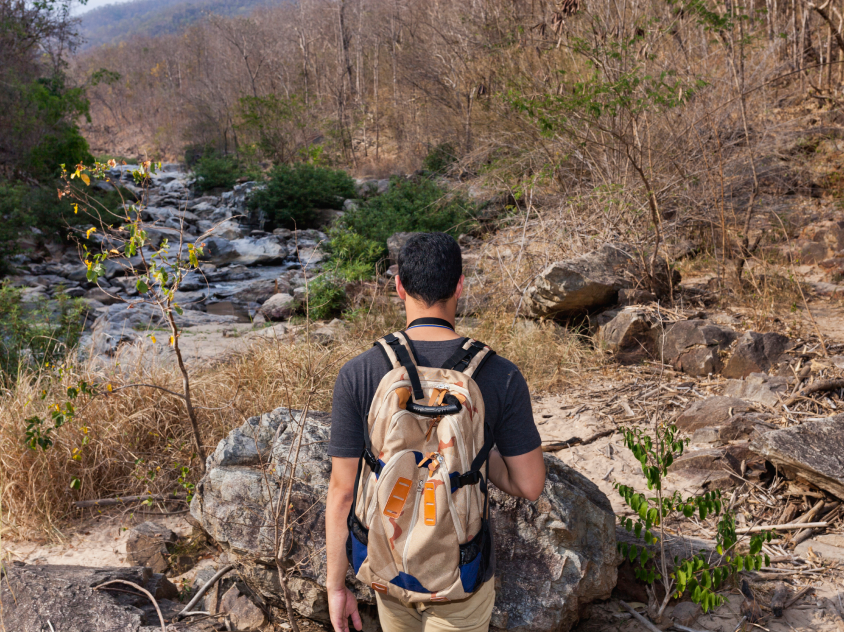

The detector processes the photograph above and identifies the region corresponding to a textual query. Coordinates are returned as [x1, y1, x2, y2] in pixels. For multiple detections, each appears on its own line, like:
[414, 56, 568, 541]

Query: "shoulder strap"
[375, 331, 424, 400]
[442, 338, 495, 379]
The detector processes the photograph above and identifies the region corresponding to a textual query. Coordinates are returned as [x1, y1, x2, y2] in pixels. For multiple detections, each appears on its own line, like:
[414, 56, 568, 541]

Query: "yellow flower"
[150, 335, 157, 344]
[86, 227, 97, 239]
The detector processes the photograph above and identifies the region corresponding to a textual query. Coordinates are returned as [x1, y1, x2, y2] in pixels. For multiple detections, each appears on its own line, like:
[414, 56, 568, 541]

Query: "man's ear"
[395, 275, 407, 301]
[454, 275, 465, 301]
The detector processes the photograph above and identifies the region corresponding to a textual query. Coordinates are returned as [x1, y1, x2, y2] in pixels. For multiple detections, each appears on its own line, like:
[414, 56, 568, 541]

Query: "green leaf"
[70, 477, 81, 490]
[136, 279, 149, 293]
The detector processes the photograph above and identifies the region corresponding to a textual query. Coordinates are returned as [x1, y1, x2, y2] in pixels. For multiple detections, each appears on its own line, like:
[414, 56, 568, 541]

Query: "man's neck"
[403, 305, 460, 341]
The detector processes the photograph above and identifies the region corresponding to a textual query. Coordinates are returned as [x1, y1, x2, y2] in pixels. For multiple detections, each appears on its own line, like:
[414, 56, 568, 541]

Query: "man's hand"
[328, 586, 363, 632]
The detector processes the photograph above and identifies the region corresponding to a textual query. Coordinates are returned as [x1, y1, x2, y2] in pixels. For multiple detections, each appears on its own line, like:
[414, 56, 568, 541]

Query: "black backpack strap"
[375, 331, 424, 400]
[452, 420, 494, 489]
[442, 338, 495, 378]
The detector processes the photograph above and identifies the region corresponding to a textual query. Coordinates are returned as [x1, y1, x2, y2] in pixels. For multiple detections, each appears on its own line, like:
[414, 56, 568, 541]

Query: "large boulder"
[203, 236, 288, 266]
[125, 521, 178, 574]
[260, 293, 298, 321]
[752, 415, 844, 498]
[674, 396, 754, 433]
[722, 332, 793, 379]
[191, 408, 619, 632]
[661, 320, 737, 376]
[524, 244, 634, 318]
[596, 307, 659, 364]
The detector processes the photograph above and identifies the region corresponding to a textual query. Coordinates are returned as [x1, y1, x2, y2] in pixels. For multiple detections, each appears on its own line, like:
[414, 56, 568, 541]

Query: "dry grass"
[0, 289, 596, 538]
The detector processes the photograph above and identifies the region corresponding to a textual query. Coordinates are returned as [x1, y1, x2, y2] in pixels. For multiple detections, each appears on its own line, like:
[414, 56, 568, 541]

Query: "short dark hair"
[398, 233, 463, 307]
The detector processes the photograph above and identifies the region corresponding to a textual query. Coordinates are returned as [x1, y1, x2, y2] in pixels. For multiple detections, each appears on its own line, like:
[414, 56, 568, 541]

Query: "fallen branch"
[783, 378, 844, 407]
[542, 429, 614, 452]
[95, 580, 165, 632]
[783, 586, 815, 610]
[619, 600, 663, 632]
[74, 493, 187, 508]
[735, 521, 828, 534]
[176, 563, 235, 620]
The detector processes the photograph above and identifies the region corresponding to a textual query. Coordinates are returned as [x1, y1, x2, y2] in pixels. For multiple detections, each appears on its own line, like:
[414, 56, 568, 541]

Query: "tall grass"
[0, 296, 596, 538]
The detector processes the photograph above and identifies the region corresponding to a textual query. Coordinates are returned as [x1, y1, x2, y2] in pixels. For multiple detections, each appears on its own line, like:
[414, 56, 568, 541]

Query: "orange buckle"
[383, 477, 413, 518]
[423, 480, 437, 526]
[430, 593, 449, 602]
[372, 582, 389, 593]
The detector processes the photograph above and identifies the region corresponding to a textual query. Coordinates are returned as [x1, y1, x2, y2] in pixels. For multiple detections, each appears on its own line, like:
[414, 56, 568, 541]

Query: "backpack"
[346, 327, 495, 603]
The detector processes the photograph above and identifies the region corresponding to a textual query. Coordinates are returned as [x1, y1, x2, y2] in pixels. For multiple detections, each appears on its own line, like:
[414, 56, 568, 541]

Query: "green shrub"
[422, 142, 458, 174]
[0, 180, 129, 273]
[342, 177, 476, 245]
[0, 284, 88, 382]
[193, 154, 251, 192]
[325, 227, 386, 281]
[248, 163, 356, 230]
[305, 276, 346, 321]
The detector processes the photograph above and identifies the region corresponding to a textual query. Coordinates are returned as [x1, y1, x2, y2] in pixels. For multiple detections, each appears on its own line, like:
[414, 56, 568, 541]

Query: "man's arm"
[326, 457, 363, 632]
[488, 447, 546, 501]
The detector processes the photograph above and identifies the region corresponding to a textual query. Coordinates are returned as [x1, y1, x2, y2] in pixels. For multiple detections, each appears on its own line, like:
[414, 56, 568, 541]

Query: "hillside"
[77, 0, 283, 49]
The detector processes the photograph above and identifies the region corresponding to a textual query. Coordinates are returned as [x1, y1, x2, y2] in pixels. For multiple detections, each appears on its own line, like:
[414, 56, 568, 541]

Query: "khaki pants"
[375, 580, 495, 632]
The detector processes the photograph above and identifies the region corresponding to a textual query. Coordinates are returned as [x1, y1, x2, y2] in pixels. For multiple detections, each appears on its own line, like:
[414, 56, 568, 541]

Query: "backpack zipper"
[401, 479, 424, 572]
[437, 454, 466, 543]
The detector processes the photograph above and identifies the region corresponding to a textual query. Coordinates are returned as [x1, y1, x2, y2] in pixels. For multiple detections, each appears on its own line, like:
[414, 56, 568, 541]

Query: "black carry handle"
[406, 393, 462, 417]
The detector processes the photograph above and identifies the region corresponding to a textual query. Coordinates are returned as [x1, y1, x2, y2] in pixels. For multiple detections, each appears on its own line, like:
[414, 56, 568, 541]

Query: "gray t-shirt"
[328, 337, 540, 459]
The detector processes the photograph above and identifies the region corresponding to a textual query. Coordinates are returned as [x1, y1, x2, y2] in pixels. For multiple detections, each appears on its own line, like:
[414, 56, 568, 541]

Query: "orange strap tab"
[423, 480, 437, 526]
[383, 477, 413, 518]
[372, 582, 388, 593]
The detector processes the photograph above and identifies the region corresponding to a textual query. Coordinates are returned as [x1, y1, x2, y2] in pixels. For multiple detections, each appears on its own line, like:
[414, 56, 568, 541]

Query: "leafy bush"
[0, 180, 129, 273]
[193, 154, 260, 192]
[325, 227, 386, 281]
[0, 284, 88, 382]
[248, 163, 356, 229]
[342, 177, 476, 245]
[305, 276, 346, 321]
[422, 142, 458, 174]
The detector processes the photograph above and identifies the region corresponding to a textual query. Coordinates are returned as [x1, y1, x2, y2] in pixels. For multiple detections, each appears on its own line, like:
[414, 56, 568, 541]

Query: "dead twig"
[619, 600, 663, 632]
[74, 493, 186, 508]
[176, 564, 235, 620]
[735, 521, 828, 534]
[541, 429, 614, 452]
[783, 378, 844, 407]
[94, 580, 166, 632]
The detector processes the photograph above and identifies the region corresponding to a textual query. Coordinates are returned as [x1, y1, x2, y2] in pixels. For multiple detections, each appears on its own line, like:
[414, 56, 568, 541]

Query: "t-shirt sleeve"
[493, 368, 541, 457]
[328, 368, 366, 458]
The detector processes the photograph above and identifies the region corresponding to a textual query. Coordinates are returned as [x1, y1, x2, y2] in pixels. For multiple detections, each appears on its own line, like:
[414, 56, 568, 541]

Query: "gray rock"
[259, 293, 298, 321]
[523, 244, 634, 318]
[126, 522, 178, 574]
[230, 278, 281, 304]
[751, 415, 844, 498]
[85, 286, 122, 305]
[204, 220, 245, 240]
[691, 413, 774, 445]
[675, 396, 754, 432]
[143, 225, 197, 249]
[387, 232, 416, 263]
[596, 307, 658, 364]
[203, 236, 288, 266]
[722, 373, 789, 407]
[661, 320, 737, 376]
[670, 444, 765, 490]
[0, 564, 165, 630]
[219, 584, 268, 630]
[191, 408, 618, 632]
[722, 332, 793, 379]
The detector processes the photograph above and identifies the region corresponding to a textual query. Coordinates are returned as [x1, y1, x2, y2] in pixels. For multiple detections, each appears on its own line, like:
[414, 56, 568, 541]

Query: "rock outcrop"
[752, 415, 844, 498]
[721, 332, 793, 379]
[661, 320, 737, 377]
[0, 564, 179, 631]
[191, 407, 619, 632]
